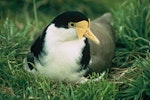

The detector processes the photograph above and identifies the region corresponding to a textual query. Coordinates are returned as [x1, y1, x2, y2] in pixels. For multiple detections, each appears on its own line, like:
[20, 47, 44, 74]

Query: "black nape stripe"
[27, 25, 49, 70]
[30, 25, 49, 59]
[80, 38, 91, 70]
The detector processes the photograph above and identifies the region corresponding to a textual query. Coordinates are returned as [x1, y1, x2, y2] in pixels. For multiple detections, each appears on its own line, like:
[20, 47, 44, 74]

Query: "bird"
[24, 11, 115, 82]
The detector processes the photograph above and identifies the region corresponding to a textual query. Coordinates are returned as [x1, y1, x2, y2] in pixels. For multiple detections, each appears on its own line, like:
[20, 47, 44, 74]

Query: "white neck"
[35, 24, 87, 81]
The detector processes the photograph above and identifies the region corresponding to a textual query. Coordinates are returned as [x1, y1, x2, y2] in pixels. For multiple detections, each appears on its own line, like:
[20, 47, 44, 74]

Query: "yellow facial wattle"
[71, 19, 100, 45]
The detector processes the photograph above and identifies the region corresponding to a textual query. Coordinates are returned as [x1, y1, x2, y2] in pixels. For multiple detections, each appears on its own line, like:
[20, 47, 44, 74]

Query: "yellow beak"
[75, 20, 100, 45]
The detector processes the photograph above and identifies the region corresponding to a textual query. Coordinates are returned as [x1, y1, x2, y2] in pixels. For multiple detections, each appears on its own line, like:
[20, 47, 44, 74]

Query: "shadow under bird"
[24, 11, 115, 82]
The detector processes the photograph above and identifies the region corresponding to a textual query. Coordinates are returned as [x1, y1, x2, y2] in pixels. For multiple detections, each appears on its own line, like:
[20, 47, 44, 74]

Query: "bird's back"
[89, 13, 115, 73]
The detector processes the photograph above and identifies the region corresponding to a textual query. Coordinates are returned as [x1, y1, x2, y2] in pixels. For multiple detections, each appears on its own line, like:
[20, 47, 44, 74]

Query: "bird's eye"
[68, 22, 75, 27]
[71, 23, 74, 26]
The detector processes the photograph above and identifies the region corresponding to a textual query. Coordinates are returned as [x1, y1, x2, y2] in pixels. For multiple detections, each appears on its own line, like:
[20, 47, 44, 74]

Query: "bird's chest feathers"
[44, 40, 85, 65]
[41, 33, 86, 75]
[42, 25, 85, 68]
[35, 26, 87, 81]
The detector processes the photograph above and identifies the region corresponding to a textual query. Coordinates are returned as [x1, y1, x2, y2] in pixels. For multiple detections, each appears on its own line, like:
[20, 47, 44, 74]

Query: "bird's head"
[47, 11, 100, 44]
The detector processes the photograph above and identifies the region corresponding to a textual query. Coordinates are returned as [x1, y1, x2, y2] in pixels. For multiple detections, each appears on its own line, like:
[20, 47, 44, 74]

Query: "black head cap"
[51, 11, 88, 28]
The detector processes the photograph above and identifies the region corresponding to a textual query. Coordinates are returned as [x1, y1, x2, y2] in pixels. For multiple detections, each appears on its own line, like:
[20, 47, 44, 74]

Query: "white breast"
[34, 24, 87, 81]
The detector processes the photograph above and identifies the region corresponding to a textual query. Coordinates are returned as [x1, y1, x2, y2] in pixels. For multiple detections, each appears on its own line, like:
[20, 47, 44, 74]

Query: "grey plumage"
[89, 13, 115, 73]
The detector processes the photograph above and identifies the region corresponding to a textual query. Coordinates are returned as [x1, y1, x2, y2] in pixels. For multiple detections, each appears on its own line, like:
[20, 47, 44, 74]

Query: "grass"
[0, 0, 150, 99]
[115, 53, 150, 100]
[112, 0, 150, 99]
[112, 0, 150, 67]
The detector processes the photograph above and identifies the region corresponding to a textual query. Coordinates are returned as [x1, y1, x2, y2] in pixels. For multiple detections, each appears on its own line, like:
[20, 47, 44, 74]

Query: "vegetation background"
[0, 0, 150, 99]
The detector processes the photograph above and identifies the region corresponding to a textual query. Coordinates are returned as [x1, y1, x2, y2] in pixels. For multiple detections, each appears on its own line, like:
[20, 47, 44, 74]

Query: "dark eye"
[68, 22, 75, 27]
[70, 23, 74, 26]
